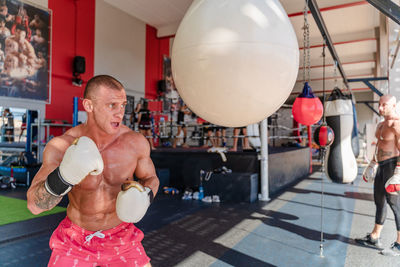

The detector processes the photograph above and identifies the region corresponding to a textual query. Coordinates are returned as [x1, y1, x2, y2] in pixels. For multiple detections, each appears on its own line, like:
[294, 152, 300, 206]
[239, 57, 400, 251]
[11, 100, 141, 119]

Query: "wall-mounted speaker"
[157, 79, 166, 94]
[73, 56, 86, 75]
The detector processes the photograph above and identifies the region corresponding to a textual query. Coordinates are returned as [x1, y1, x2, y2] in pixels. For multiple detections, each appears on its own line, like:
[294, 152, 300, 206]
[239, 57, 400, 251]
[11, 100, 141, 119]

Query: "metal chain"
[320, 148, 326, 258]
[333, 60, 338, 88]
[303, 0, 310, 82]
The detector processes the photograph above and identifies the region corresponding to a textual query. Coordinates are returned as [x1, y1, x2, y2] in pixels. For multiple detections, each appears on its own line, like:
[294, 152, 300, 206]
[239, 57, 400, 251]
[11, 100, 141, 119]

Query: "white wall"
[95, 0, 146, 100]
[28, 0, 48, 9]
[354, 91, 376, 136]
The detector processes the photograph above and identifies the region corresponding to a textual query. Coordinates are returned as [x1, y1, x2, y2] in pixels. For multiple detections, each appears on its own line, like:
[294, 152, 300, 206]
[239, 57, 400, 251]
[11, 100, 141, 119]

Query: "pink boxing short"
[48, 217, 150, 267]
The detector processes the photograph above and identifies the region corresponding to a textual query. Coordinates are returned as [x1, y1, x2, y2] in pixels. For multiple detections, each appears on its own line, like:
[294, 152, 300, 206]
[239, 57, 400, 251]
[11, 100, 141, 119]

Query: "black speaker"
[157, 79, 166, 94]
[73, 56, 85, 75]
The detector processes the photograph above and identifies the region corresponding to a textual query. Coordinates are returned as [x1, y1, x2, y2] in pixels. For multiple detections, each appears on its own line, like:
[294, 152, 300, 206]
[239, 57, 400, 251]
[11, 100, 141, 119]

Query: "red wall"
[145, 25, 170, 99]
[46, 0, 95, 124]
[46, 4, 167, 136]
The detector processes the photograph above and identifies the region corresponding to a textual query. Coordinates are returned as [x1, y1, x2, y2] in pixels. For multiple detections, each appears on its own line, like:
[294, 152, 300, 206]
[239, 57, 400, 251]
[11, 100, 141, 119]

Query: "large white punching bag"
[171, 0, 299, 127]
[324, 88, 358, 183]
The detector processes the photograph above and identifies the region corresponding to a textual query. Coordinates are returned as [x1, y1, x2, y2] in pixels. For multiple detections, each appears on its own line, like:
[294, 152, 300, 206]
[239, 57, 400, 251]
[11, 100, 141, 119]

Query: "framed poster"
[0, 0, 51, 102]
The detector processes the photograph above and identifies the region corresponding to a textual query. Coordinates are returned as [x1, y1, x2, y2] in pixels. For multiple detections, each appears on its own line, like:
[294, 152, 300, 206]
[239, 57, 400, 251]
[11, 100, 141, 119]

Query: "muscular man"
[356, 95, 400, 255]
[27, 75, 159, 266]
[5, 24, 37, 78]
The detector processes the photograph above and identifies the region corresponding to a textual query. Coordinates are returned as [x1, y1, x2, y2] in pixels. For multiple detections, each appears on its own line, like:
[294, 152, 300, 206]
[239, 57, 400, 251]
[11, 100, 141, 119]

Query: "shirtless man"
[29, 14, 45, 30]
[5, 24, 37, 78]
[356, 95, 400, 255]
[27, 75, 159, 266]
[31, 28, 45, 47]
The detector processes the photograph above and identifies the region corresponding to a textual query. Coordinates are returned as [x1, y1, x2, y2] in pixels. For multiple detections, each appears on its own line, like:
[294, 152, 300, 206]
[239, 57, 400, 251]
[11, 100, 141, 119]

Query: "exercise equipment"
[172, 0, 299, 127]
[314, 124, 334, 148]
[324, 88, 357, 184]
[292, 82, 323, 126]
[292, 0, 322, 127]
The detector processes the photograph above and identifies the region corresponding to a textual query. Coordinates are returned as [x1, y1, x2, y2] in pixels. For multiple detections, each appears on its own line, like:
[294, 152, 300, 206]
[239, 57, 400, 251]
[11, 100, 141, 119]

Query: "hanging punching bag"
[350, 95, 360, 158]
[292, 82, 323, 126]
[314, 124, 334, 149]
[324, 88, 357, 183]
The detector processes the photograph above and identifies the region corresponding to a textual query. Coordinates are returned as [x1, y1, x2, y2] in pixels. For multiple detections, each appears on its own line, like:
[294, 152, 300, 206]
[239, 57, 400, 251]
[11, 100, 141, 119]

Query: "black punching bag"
[324, 88, 357, 183]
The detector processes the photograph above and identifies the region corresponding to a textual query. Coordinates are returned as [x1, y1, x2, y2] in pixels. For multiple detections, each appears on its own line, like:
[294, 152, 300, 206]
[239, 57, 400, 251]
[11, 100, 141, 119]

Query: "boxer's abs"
[377, 140, 399, 162]
[66, 186, 122, 231]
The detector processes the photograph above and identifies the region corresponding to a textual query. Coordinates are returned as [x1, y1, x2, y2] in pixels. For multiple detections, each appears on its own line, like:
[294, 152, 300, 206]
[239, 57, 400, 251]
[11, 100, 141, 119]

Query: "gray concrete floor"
[1, 169, 400, 266]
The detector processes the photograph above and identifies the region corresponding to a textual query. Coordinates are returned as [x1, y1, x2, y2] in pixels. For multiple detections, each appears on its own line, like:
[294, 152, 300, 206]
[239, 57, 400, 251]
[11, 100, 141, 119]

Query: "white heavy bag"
[324, 88, 358, 183]
[171, 0, 299, 127]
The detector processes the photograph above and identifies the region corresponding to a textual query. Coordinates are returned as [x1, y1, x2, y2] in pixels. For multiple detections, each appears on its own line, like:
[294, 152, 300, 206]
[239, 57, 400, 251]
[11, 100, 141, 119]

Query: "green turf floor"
[0, 195, 66, 226]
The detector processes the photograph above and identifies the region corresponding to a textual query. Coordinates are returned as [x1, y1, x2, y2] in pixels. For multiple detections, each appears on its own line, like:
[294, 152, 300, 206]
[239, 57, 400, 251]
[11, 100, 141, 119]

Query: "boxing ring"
[151, 145, 310, 199]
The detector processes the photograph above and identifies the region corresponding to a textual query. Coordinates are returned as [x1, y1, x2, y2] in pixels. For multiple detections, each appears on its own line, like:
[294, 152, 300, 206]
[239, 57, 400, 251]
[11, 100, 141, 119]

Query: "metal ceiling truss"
[347, 77, 388, 96]
[356, 100, 379, 115]
[367, 0, 400, 25]
[307, 0, 350, 91]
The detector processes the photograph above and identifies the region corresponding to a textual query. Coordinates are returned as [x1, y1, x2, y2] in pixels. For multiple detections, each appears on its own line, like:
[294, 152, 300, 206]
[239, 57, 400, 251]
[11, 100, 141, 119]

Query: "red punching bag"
[314, 123, 334, 148]
[292, 82, 323, 126]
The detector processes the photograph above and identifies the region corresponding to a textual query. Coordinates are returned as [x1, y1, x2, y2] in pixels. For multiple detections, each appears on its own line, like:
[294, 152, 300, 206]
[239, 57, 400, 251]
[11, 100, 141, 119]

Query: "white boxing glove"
[385, 166, 400, 195]
[45, 136, 104, 196]
[116, 181, 154, 223]
[362, 160, 378, 183]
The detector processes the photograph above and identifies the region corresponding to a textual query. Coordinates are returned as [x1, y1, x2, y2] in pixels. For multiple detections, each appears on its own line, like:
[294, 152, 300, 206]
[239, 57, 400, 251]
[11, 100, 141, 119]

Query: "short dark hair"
[84, 75, 124, 99]
[16, 24, 26, 33]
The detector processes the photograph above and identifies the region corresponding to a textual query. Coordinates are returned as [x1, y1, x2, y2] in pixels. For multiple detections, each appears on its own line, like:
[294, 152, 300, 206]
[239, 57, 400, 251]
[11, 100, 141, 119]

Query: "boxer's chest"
[78, 143, 138, 189]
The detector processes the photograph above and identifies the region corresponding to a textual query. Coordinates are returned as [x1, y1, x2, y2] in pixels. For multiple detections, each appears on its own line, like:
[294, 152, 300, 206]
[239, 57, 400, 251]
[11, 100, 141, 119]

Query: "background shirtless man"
[27, 75, 159, 266]
[357, 94, 400, 256]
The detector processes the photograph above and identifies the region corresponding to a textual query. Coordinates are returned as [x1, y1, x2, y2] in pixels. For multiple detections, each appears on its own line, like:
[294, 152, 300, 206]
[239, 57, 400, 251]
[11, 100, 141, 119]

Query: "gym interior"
[0, 0, 399, 266]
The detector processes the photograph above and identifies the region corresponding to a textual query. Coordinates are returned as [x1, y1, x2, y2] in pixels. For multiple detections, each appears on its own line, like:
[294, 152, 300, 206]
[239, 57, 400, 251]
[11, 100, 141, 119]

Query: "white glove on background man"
[45, 136, 104, 196]
[116, 181, 154, 223]
[385, 165, 400, 195]
[362, 160, 378, 183]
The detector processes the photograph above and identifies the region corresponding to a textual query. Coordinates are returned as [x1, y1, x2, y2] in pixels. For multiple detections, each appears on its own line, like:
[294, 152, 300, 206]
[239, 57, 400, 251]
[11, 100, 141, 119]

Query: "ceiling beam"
[367, 0, 400, 25]
[290, 87, 371, 96]
[288, 1, 367, 17]
[299, 60, 375, 70]
[347, 77, 388, 96]
[307, 0, 350, 90]
[299, 38, 376, 50]
[297, 73, 373, 83]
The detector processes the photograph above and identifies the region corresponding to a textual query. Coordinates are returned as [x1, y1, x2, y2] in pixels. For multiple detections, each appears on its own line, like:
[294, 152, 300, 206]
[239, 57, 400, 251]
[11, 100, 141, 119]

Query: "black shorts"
[177, 120, 186, 128]
[139, 121, 151, 130]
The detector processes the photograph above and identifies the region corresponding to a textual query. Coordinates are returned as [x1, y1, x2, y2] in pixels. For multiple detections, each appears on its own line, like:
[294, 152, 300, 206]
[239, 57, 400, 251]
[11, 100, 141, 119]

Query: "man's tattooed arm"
[34, 181, 62, 210]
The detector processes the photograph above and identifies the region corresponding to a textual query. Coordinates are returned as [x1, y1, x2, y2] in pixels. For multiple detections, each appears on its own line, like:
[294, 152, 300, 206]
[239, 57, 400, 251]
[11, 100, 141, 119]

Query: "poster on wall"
[0, 0, 50, 102]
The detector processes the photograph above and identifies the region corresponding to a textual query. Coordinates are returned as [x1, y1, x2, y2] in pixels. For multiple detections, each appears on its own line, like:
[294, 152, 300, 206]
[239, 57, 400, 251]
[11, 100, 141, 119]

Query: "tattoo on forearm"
[378, 149, 393, 159]
[34, 181, 62, 210]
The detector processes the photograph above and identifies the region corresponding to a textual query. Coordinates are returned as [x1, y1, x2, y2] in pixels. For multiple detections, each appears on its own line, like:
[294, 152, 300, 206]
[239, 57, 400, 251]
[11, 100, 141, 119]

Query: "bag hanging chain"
[303, 0, 311, 83]
[333, 60, 338, 88]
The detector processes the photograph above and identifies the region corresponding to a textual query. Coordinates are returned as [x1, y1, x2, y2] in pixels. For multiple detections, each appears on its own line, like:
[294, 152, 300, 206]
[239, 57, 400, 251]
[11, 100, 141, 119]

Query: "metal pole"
[37, 110, 42, 162]
[259, 118, 270, 201]
[25, 111, 31, 154]
[73, 96, 79, 127]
